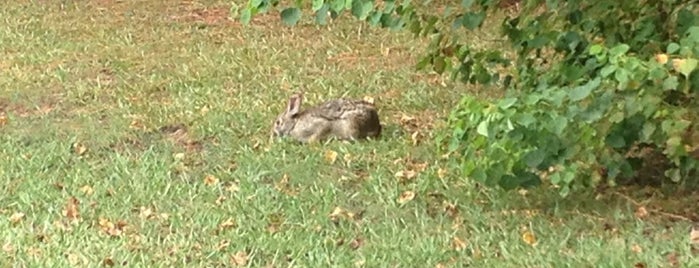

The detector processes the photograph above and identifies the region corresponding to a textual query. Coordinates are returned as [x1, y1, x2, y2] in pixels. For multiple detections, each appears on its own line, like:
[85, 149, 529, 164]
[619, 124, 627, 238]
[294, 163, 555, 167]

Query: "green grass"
[1, 1, 697, 267]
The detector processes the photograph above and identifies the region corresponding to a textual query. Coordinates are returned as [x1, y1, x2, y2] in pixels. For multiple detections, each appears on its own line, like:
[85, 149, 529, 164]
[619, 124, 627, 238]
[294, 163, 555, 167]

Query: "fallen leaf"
[521, 230, 537, 246]
[219, 218, 237, 230]
[230, 251, 249, 266]
[362, 96, 375, 104]
[225, 181, 240, 193]
[215, 195, 227, 205]
[635, 206, 649, 219]
[324, 150, 338, 164]
[0, 114, 7, 126]
[452, 237, 467, 251]
[67, 252, 81, 266]
[349, 237, 363, 250]
[139, 207, 154, 220]
[103, 257, 115, 267]
[329, 207, 345, 222]
[72, 142, 88, 156]
[354, 259, 366, 267]
[631, 244, 642, 253]
[397, 191, 416, 204]
[9, 212, 25, 224]
[437, 168, 447, 179]
[411, 131, 422, 145]
[217, 240, 231, 251]
[204, 174, 218, 186]
[395, 170, 418, 182]
[63, 197, 80, 221]
[80, 185, 94, 196]
[666, 252, 679, 267]
[443, 202, 458, 218]
[98, 218, 125, 237]
[634, 262, 646, 268]
[655, 53, 669, 64]
[672, 59, 684, 72]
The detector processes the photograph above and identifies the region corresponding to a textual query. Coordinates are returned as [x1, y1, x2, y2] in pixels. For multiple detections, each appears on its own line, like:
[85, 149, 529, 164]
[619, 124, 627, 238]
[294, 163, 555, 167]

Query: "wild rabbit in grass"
[271, 93, 382, 143]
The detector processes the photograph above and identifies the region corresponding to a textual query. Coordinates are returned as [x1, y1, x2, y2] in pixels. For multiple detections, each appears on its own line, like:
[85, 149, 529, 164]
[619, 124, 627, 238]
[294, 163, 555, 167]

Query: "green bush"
[236, 0, 699, 196]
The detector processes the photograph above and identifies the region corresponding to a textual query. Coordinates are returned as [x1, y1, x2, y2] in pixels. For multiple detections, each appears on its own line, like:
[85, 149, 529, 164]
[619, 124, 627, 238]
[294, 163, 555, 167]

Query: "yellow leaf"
[397, 191, 416, 204]
[451, 237, 467, 251]
[655, 54, 669, 64]
[521, 230, 537, 245]
[437, 168, 447, 179]
[9, 212, 24, 224]
[0, 114, 7, 126]
[362, 96, 375, 104]
[80, 185, 94, 196]
[204, 174, 218, 186]
[324, 150, 338, 164]
[139, 207, 154, 220]
[395, 170, 417, 182]
[219, 218, 237, 230]
[329, 207, 345, 222]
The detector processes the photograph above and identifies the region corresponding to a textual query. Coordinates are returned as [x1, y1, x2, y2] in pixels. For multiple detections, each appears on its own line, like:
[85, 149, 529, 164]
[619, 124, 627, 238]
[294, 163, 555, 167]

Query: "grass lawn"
[1, 0, 697, 267]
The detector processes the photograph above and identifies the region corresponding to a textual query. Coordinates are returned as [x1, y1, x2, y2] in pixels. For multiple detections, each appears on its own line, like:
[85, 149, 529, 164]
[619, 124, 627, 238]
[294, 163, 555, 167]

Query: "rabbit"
[271, 93, 382, 143]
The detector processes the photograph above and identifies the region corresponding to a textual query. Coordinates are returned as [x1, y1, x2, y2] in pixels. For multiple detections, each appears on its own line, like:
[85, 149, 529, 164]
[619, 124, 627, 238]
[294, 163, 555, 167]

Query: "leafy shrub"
[236, 0, 699, 196]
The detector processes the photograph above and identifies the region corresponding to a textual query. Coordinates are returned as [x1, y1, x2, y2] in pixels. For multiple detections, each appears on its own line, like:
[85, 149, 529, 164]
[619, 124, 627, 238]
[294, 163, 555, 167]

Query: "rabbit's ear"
[286, 94, 303, 116]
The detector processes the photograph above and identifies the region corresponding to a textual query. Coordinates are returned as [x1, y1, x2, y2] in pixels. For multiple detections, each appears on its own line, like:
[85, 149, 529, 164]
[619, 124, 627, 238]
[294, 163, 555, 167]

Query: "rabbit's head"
[271, 93, 304, 139]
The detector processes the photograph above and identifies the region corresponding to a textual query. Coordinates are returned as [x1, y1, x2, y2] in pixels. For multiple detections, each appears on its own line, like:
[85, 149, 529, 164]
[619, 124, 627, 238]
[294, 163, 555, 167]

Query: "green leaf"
[462, 11, 485, 30]
[614, 68, 629, 87]
[280, 7, 302, 26]
[312, 0, 324, 11]
[667, 43, 680, 54]
[498, 97, 517, 109]
[569, 77, 601, 101]
[461, 0, 475, 8]
[589, 44, 604, 55]
[315, 4, 330, 25]
[609, 111, 624, 123]
[609, 44, 630, 57]
[679, 58, 698, 78]
[641, 122, 656, 141]
[433, 56, 446, 74]
[524, 149, 545, 168]
[250, 0, 263, 8]
[330, 0, 345, 12]
[600, 65, 616, 77]
[663, 76, 679, 90]
[549, 115, 568, 135]
[351, 0, 374, 20]
[240, 8, 252, 24]
[476, 120, 489, 137]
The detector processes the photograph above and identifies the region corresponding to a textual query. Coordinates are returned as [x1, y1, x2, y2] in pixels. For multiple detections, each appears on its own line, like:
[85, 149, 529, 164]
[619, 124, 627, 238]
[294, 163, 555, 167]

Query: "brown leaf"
[395, 170, 417, 182]
[329, 207, 345, 223]
[72, 142, 88, 155]
[349, 237, 363, 250]
[443, 202, 459, 218]
[521, 230, 537, 246]
[203, 174, 218, 186]
[452, 237, 467, 251]
[103, 257, 115, 267]
[635, 206, 649, 219]
[0, 113, 7, 127]
[98, 218, 125, 237]
[666, 252, 679, 267]
[397, 191, 416, 204]
[690, 224, 699, 245]
[217, 240, 231, 251]
[634, 262, 646, 268]
[9, 212, 25, 225]
[215, 195, 227, 205]
[63, 197, 80, 221]
[230, 251, 249, 266]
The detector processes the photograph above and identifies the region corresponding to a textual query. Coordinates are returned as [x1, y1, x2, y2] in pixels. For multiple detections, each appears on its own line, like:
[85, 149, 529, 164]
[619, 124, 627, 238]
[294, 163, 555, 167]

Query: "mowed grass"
[1, 1, 697, 267]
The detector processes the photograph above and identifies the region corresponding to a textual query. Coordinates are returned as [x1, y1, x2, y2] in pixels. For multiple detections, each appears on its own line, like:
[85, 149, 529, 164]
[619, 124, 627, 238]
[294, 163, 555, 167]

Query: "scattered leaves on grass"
[274, 173, 298, 196]
[394, 169, 417, 182]
[397, 191, 416, 204]
[521, 230, 537, 246]
[443, 202, 459, 218]
[224, 181, 240, 193]
[63, 197, 81, 222]
[204, 174, 219, 186]
[451, 237, 467, 251]
[230, 251, 249, 266]
[9, 212, 25, 225]
[324, 149, 338, 164]
[216, 195, 227, 205]
[138, 207, 156, 220]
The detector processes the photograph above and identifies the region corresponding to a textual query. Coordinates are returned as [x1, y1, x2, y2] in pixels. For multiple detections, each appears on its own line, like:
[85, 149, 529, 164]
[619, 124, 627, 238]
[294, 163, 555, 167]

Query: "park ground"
[1, 0, 698, 267]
